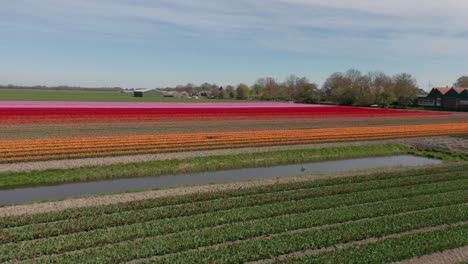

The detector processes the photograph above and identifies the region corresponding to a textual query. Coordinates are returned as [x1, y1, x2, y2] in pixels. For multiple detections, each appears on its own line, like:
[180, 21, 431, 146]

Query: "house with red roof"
[418, 87, 468, 109]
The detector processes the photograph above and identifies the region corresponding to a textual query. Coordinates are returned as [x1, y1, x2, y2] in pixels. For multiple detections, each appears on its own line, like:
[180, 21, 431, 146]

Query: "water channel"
[0, 155, 441, 205]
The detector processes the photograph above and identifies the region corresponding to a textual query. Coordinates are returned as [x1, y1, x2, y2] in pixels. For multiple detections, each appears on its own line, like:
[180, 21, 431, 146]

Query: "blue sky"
[1, 0, 468, 90]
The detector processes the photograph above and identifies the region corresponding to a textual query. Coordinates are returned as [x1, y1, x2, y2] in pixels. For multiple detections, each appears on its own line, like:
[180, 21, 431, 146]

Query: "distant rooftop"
[432, 87, 468, 94]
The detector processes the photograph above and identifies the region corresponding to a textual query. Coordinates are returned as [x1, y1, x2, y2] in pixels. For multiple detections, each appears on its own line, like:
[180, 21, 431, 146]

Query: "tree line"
[165, 70, 434, 107]
[3, 72, 468, 107]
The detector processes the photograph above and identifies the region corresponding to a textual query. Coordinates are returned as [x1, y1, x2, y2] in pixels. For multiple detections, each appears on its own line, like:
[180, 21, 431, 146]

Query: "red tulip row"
[0, 105, 442, 123]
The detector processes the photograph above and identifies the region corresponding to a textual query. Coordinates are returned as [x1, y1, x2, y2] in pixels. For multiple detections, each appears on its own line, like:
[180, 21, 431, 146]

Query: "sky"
[1, 0, 468, 90]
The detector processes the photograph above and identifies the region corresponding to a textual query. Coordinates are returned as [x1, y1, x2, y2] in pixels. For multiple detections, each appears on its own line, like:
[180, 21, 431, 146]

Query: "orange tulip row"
[0, 123, 466, 163]
[1, 123, 466, 149]
[1, 128, 465, 157]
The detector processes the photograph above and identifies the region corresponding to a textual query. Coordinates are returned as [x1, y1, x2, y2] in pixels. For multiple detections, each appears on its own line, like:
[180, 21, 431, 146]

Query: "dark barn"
[418, 87, 468, 110]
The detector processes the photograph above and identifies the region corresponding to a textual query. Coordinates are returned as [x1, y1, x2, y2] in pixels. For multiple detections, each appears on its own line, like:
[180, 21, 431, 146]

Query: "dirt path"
[397, 136, 468, 153]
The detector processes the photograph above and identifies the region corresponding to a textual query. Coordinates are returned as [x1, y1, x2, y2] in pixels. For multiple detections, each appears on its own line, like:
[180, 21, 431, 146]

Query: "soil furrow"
[8, 200, 463, 262]
[122, 218, 468, 264]
[246, 222, 468, 264]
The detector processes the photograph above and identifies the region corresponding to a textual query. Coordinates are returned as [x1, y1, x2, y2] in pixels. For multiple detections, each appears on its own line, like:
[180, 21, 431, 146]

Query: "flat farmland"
[0, 100, 467, 263]
[0, 164, 467, 263]
[0, 88, 231, 103]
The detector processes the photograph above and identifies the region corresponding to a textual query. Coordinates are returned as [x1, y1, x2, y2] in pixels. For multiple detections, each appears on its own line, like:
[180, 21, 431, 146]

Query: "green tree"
[322, 72, 354, 105]
[392, 73, 419, 106]
[330, 87, 355, 105]
[455, 76, 468, 87]
[369, 72, 394, 107]
[379, 89, 396, 108]
[252, 83, 265, 98]
[236, 83, 250, 100]
[294, 82, 321, 104]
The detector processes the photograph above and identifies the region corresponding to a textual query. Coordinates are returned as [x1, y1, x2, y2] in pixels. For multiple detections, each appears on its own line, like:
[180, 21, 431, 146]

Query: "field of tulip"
[1, 100, 466, 263]
[0, 101, 447, 124]
[0, 101, 466, 163]
[1, 123, 467, 163]
[0, 163, 466, 263]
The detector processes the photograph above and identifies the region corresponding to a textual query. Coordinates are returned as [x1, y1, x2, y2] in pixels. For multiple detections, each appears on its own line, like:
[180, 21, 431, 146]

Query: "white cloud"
[2, 0, 468, 58]
[281, 0, 468, 17]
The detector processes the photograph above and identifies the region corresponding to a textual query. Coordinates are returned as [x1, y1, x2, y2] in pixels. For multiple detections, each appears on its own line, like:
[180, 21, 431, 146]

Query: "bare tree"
[284, 74, 300, 101]
[210, 86, 221, 99]
[256, 77, 287, 100]
[184, 83, 195, 95]
[224, 85, 236, 99]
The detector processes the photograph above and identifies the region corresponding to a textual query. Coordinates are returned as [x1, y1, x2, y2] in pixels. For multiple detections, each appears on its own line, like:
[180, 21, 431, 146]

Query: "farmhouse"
[418, 87, 468, 109]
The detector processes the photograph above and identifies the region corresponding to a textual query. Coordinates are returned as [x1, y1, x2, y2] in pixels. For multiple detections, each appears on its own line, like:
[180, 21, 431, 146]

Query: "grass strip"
[276, 225, 468, 263]
[3, 163, 466, 228]
[30, 204, 468, 263]
[2, 178, 466, 244]
[0, 88, 230, 102]
[1, 191, 465, 261]
[0, 144, 422, 188]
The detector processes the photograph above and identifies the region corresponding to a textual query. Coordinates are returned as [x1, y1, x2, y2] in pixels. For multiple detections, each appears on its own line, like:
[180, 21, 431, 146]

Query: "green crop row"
[3, 177, 466, 244]
[0, 163, 468, 228]
[30, 204, 468, 263]
[150, 210, 467, 264]
[277, 225, 468, 263]
[2, 190, 465, 261]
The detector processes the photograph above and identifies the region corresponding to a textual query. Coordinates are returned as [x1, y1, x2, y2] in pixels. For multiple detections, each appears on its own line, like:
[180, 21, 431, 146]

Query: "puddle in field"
[0, 155, 441, 205]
